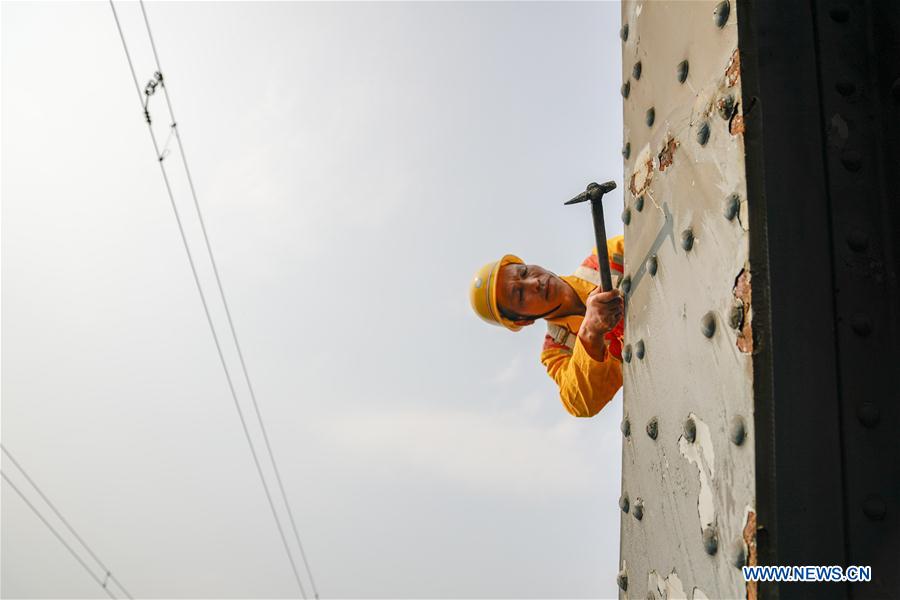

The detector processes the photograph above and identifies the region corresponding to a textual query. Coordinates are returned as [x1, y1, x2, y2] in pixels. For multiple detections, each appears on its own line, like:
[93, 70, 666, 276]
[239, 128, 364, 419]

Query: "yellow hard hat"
[469, 254, 525, 331]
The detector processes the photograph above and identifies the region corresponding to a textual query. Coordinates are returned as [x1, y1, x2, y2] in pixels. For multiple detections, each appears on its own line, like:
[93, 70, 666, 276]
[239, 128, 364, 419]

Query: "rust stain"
[629, 157, 654, 196]
[715, 95, 734, 120]
[726, 49, 741, 87]
[730, 114, 745, 135]
[658, 137, 679, 171]
[743, 510, 758, 600]
[732, 269, 753, 353]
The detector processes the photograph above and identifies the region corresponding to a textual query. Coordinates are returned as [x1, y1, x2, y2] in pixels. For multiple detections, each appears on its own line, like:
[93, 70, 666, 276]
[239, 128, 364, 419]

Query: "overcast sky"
[2, 1, 626, 598]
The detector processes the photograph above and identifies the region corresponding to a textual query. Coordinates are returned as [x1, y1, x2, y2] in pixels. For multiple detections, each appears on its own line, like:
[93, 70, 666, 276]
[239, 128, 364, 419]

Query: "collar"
[545, 274, 595, 333]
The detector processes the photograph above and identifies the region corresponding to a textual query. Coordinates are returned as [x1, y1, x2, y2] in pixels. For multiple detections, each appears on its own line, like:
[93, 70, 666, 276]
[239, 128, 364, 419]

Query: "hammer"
[564, 180, 617, 292]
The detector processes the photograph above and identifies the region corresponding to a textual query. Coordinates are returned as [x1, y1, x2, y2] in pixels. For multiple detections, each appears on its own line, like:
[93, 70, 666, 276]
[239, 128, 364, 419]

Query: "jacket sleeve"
[541, 335, 623, 418]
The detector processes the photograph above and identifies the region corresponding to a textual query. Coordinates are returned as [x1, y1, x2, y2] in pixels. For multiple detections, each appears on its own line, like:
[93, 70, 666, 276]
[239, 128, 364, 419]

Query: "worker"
[469, 236, 625, 417]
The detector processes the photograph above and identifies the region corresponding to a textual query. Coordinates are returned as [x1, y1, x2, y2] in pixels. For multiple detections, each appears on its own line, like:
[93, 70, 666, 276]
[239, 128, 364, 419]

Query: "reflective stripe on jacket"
[540, 235, 625, 418]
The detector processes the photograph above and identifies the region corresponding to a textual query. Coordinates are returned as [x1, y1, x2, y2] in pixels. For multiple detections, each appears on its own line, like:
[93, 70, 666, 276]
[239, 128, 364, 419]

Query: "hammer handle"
[590, 201, 614, 292]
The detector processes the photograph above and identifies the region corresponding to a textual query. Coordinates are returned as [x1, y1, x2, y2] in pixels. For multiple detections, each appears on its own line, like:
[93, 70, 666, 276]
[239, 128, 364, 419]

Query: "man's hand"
[577, 288, 624, 361]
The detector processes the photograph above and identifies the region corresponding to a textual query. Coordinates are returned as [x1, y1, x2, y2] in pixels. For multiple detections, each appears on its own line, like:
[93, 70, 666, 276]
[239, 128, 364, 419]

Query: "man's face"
[496, 263, 565, 324]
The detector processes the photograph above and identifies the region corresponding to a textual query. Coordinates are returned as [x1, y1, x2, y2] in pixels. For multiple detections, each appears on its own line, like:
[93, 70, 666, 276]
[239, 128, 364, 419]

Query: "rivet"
[701, 312, 717, 338]
[622, 80, 631, 99]
[620, 23, 629, 42]
[731, 539, 747, 568]
[677, 60, 689, 83]
[718, 94, 736, 120]
[633, 61, 642, 81]
[892, 78, 900, 102]
[729, 416, 746, 446]
[623, 142, 631, 159]
[635, 339, 645, 359]
[697, 121, 710, 146]
[714, 0, 730, 28]
[829, 5, 850, 22]
[623, 344, 633, 363]
[702, 526, 718, 555]
[850, 313, 872, 336]
[646, 417, 658, 440]
[635, 195, 644, 212]
[862, 495, 886, 521]
[683, 417, 697, 443]
[857, 402, 880, 428]
[729, 304, 743, 329]
[633, 498, 644, 521]
[621, 275, 632, 295]
[622, 207, 632, 226]
[846, 229, 868, 252]
[617, 569, 628, 591]
[681, 228, 694, 251]
[620, 493, 630, 513]
[724, 194, 740, 220]
[835, 80, 855, 96]
[621, 416, 631, 438]
[647, 255, 658, 276]
[841, 149, 862, 171]
[646, 107, 656, 127]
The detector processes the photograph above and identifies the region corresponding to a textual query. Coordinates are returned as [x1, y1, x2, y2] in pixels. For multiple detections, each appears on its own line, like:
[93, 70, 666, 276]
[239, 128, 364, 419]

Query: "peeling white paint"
[742, 504, 755, 528]
[630, 143, 655, 195]
[648, 569, 689, 600]
[665, 570, 688, 600]
[692, 587, 710, 600]
[678, 413, 716, 528]
[648, 570, 665, 597]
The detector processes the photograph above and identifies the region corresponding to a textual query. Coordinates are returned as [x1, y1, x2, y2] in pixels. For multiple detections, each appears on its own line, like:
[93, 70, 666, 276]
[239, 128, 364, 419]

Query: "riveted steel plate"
[618, 1, 755, 598]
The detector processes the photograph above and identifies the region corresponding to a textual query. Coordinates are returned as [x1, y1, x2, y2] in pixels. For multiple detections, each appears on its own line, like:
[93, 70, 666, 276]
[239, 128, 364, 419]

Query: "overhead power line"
[108, 2, 317, 597]
[1, 446, 132, 600]
[136, 3, 319, 597]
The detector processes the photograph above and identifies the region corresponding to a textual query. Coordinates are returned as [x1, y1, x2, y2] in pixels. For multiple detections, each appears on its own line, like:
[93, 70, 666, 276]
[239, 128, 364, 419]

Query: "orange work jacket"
[540, 235, 625, 417]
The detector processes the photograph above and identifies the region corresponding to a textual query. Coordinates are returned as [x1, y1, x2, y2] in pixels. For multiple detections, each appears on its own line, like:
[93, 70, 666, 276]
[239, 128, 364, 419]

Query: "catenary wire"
[1, 446, 133, 599]
[1, 471, 118, 600]
[137, 2, 320, 596]
[108, 2, 308, 597]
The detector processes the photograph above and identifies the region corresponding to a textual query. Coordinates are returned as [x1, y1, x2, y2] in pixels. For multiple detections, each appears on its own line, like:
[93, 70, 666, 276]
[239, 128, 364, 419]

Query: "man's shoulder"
[607, 235, 625, 258]
[586, 236, 625, 258]
[579, 236, 625, 270]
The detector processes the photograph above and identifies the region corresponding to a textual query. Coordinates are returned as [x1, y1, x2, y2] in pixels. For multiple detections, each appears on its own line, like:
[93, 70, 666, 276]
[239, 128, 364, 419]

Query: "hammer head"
[564, 180, 617, 205]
